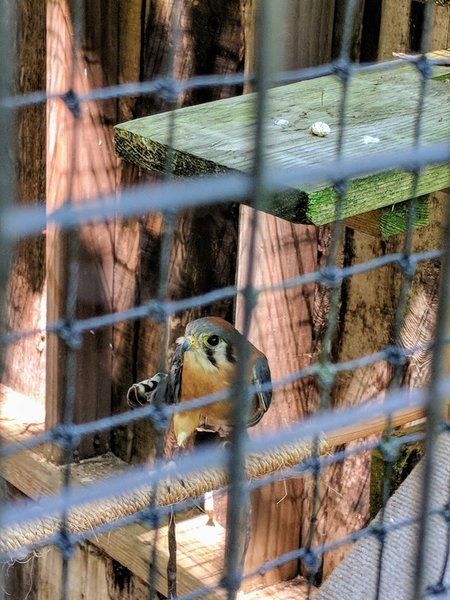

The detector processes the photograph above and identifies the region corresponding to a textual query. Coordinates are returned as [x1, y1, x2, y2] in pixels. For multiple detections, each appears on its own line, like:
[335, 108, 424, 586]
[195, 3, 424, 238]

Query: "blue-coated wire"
[0, 3, 450, 598]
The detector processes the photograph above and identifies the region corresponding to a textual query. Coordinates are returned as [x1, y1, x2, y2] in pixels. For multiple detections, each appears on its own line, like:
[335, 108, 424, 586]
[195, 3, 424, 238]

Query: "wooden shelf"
[114, 50, 450, 231]
[0, 385, 224, 599]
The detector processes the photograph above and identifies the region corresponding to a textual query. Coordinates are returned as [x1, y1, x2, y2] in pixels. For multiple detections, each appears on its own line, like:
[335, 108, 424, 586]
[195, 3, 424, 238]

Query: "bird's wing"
[247, 354, 272, 428]
[168, 342, 184, 404]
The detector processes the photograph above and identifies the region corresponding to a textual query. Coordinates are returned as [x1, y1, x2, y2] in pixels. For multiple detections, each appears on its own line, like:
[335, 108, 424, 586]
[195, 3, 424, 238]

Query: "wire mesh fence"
[1, 0, 450, 599]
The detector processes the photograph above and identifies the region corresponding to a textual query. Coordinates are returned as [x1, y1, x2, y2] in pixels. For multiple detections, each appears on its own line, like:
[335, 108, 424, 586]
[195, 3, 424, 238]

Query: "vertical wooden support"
[111, 0, 242, 463]
[46, 0, 117, 460]
[429, 2, 450, 49]
[312, 4, 450, 580]
[45, 0, 73, 459]
[237, 0, 337, 588]
[2, 0, 46, 401]
[377, 0, 412, 58]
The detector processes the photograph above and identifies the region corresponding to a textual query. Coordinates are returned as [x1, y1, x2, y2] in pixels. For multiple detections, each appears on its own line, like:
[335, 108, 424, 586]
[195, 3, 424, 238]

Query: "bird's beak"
[181, 335, 198, 352]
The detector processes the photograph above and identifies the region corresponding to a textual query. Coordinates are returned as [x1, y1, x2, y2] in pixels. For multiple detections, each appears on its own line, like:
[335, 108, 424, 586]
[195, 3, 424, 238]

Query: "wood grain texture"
[112, 1, 242, 464]
[0, 410, 225, 599]
[114, 58, 450, 225]
[235, 1, 334, 588]
[45, 0, 118, 460]
[378, 0, 412, 58]
[275, 0, 336, 69]
[2, 0, 46, 401]
[305, 225, 396, 578]
[429, 3, 450, 50]
[345, 197, 429, 238]
[237, 212, 319, 586]
[332, 0, 366, 60]
[308, 8, 450, 577]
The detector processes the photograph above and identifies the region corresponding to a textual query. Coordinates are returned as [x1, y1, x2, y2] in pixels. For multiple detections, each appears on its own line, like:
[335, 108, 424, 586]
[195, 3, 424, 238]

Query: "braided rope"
[0, 438, 329, 555]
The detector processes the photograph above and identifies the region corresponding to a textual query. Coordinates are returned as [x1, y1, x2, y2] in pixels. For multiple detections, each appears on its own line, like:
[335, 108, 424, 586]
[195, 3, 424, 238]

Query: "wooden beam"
[0, 385, 225, 599]
[114, 55, 450, 225]
[345, 197, 429, 238]
[378, 0, 412, 58]
[2, 0, 46, 401]
[46, 0, 118, 461]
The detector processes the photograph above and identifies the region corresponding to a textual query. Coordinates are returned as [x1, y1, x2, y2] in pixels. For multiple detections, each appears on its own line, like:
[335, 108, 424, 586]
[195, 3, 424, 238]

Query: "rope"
[0, 438, 328, 555]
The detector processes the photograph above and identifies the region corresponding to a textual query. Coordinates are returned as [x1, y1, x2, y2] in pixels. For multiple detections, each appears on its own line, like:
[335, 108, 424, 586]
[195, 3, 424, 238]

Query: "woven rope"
[0, 438, 330, 555]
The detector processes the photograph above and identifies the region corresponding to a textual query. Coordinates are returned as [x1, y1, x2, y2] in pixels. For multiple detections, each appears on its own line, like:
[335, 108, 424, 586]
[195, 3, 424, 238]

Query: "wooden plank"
[107, 1, 153, 464]
[31, 543, 150, 600]
[275, 1, 336, 69]
[237, 212, 318, 586]
[236, 1, 335, 590]
[46, 0, 117, 460]
[345, 197, 429, 238]
[313, 164, 449, 581]
[332, 0, 365, 60]
[429, 3, 450, 51]
[2, 0, 46, 401]
[245, 577, 313, 599]
[0, 403, 224, 599]
[114, 57, 450, 225]
[315, 9, 450, 579]
[378, 0, 412, 58]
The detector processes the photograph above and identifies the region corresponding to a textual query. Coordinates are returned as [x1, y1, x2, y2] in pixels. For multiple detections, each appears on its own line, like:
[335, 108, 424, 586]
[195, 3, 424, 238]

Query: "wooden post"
[111, 0, 243, 464]
[46, 0, 118, 460]
[311, 2, 450, 580]
[2, 0, 46, 402]
[237, 0, 337, 588]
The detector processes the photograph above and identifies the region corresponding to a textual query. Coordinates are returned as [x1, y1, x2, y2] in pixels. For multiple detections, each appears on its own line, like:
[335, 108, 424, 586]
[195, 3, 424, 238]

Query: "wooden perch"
[114, 50, 450, 233]
[2, 395, 449, 557]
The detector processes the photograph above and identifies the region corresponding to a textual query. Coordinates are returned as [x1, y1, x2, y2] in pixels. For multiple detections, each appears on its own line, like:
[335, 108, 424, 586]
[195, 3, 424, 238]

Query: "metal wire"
[0, 1, 450, 599]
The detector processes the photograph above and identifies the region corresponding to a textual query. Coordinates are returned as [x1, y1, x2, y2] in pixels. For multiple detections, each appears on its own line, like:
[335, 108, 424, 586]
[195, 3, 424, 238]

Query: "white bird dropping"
[310, 121, 331, 137]
[273, 118, 290, 128]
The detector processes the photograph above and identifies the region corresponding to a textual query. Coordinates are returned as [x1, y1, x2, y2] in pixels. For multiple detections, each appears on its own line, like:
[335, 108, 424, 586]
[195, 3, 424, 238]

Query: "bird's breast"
[180, 350, 238, 422]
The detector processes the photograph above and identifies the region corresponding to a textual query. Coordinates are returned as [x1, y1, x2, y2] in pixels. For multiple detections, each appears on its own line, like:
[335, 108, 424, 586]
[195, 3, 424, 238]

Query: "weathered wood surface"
[362, 1, 450, 60]
[0, 397, 225, 599]
[2, 0, 46, 401]
[45, 0, 116, 460]
[345, 196, 429, 238]
[110, 0, 242, 465]
[236, 1, 335, 589]
[310, 9, 450, 577]
[114, 53, 450, 225]
[3, 384, 446, 597]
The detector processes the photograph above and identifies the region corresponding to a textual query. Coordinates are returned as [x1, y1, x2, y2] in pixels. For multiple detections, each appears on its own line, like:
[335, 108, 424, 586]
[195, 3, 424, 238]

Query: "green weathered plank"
[380, 197, 429, 238]
[114, 58, 450, 225]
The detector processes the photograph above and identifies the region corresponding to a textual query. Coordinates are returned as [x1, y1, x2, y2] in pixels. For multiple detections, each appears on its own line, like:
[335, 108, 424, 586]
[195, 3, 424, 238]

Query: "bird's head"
[176, 317, 238, 371]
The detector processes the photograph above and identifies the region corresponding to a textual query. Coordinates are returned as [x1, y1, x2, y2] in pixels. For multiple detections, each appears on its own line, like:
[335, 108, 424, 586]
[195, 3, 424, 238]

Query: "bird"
[126, 317, 271, 533]
[127, 372, 168, 409]
[127, 317, 272, 447]
[168, 316, 271, 448]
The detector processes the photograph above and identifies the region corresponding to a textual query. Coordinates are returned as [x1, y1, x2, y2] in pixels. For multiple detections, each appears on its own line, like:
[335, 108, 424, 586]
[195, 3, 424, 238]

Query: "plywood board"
[115, 54, 450, 224]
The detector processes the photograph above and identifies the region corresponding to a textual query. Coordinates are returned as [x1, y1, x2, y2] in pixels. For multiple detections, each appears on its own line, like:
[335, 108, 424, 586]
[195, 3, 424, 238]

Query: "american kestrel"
[169, 316, 271, 448]
[127, 317, 272, 447]
[127, 372, 168, 409]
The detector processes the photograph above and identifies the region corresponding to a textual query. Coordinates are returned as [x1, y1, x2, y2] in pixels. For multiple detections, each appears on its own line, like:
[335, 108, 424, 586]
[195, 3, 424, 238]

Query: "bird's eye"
[206, 335, 220, 347]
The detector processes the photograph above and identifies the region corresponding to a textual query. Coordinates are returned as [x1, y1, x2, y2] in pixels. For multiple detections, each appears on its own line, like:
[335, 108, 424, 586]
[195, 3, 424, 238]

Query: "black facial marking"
[205, 346, 217, 367]
[226, 343, 236, 364]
